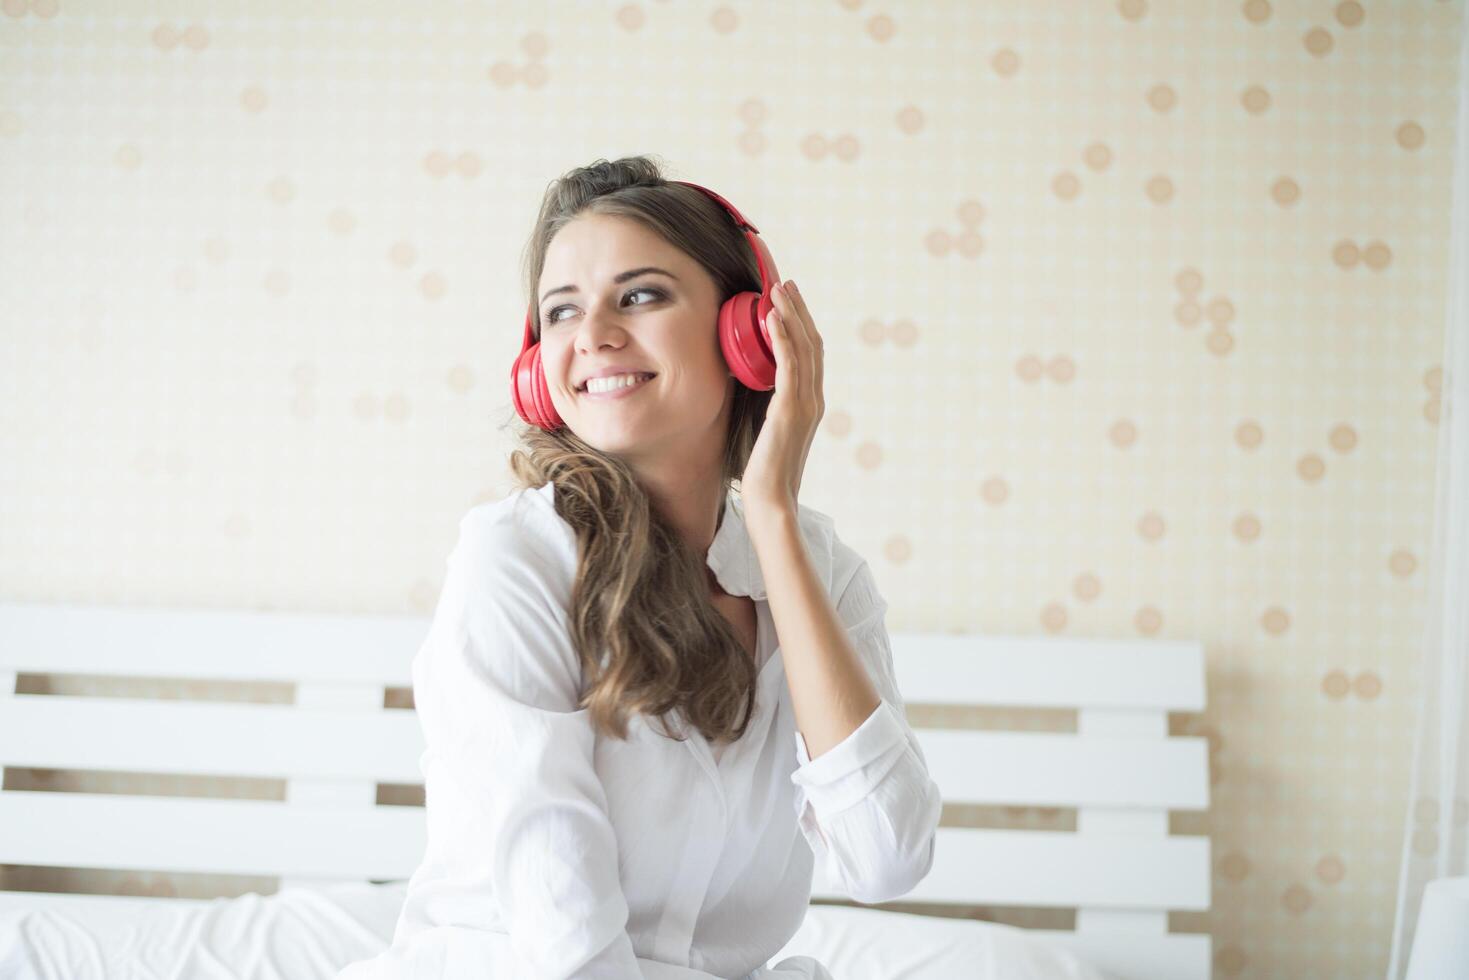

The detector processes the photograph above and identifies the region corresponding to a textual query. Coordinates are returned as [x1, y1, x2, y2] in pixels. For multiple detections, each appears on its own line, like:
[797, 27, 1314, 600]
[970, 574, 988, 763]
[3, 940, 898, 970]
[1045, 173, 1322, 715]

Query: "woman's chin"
[578, 422, 653, 455]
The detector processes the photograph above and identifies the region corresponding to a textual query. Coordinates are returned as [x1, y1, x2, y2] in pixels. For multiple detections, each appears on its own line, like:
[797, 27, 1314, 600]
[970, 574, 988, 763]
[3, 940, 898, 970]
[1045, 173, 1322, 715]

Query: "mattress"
[0, 881, 1123, 980]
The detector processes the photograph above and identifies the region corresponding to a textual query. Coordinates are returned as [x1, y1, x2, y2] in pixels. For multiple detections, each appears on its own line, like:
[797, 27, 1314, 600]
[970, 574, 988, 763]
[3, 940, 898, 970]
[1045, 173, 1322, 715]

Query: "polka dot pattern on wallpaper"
[0, 2, 1463, 977]
[798, 130, 860, 164]
[1172, 267, 1239, 357]
[487, 31, 550, 90]
[894, 103, 924, 135]
[924, 198, 986, 258]
[1409, 794, 1469, 858]
[149, 22, 210, 53]
[735, 98, 768, 155]
[1, 0, 59, 20]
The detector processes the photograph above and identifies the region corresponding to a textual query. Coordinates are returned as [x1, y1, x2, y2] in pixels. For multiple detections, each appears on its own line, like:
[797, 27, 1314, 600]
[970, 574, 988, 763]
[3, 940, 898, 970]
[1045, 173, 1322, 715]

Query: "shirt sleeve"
[787, 558, 943, 905]
[345, 508, 724, 980]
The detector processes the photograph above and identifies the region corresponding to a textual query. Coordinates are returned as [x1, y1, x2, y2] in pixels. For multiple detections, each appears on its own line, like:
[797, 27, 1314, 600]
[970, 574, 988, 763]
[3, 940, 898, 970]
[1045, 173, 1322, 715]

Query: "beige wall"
[1, 1, 1464, 977]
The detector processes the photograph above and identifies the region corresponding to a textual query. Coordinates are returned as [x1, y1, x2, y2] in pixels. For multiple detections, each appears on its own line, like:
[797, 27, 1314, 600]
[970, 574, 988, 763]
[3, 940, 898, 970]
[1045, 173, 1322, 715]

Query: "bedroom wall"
[1, 1, 1463, 977]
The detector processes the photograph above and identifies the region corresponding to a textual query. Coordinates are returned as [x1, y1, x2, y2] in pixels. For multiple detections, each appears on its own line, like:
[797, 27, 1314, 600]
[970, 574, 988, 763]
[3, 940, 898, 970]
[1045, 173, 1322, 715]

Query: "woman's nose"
[575, 309, 628, 349]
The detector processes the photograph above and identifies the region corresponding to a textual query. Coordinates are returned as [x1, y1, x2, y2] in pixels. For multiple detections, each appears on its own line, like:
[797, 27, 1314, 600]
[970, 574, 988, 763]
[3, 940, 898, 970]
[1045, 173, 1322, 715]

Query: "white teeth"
[584, 372, 653, 394]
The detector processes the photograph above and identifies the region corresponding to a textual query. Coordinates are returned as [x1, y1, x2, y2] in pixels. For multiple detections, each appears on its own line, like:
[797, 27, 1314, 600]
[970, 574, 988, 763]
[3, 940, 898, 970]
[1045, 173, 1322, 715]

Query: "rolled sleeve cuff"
[789, 698, 909, 819]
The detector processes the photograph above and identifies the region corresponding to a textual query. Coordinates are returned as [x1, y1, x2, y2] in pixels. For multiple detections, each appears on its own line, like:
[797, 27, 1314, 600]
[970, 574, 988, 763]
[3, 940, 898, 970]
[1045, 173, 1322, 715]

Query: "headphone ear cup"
[531, 346, 563, 429]
[511, 343, 563, 430]
[719, 290, 777, 391]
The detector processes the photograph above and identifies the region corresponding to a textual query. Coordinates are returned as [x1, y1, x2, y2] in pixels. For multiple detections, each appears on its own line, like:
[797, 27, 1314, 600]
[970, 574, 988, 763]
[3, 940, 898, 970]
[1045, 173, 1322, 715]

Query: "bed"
[0, 600, 1213, 979]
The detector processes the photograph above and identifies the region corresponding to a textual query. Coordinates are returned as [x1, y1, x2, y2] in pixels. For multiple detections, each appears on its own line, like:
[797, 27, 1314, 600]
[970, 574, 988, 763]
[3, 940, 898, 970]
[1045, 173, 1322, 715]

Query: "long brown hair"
[505, 155, 775, 745]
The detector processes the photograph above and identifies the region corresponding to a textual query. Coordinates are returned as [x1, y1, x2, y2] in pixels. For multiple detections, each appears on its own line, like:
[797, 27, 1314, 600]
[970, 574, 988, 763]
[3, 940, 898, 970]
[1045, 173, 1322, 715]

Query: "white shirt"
[336, 481, 943, 980]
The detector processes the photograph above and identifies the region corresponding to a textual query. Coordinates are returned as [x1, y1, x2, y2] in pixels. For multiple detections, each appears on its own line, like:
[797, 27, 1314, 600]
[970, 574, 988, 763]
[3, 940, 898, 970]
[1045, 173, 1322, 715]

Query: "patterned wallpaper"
[1, 2, 1464, 978]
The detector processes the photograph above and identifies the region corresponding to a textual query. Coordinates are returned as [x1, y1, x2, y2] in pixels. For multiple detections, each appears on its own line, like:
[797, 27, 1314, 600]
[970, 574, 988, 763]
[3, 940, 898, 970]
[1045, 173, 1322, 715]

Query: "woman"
[337, 156, 942, 979]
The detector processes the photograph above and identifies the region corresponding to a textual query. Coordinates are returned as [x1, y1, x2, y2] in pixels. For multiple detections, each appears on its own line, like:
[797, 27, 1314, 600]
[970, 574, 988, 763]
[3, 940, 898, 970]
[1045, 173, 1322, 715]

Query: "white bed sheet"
[0, 881, 1123, 980]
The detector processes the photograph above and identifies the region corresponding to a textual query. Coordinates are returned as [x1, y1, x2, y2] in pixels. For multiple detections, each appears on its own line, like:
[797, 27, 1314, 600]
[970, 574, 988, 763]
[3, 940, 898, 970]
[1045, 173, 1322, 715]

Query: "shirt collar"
[704, 488, 836, 600]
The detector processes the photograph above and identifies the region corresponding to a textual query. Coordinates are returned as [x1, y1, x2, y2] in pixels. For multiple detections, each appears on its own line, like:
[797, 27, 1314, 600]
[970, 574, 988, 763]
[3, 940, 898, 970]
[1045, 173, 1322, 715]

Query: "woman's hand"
[740, 279, 825, 524]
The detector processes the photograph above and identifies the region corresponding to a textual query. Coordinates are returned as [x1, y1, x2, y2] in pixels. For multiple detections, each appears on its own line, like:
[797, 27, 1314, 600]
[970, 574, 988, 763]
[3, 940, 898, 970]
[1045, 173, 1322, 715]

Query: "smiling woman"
[336, 157, 899, 980]
[504, 157, 778, 752]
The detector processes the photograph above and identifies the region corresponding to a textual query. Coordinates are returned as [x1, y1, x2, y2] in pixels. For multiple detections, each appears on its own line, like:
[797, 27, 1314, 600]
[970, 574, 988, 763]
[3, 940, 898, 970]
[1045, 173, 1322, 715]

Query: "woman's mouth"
[579, 372, 657, 400]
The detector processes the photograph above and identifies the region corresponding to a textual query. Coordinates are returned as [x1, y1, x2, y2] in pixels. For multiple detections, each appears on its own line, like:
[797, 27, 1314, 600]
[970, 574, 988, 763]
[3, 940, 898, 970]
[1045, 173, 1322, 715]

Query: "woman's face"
[536, 213, 733, 465]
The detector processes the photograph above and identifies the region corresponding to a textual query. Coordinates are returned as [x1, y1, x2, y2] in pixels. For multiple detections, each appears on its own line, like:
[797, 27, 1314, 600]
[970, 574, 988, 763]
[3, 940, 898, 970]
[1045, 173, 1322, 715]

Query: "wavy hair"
[505, 155, 775, 746]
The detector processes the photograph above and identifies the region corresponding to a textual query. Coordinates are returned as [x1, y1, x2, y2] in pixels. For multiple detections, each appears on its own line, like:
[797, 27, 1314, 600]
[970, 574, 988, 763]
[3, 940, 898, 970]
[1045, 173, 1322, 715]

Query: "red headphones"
[510, 180, 783, 431]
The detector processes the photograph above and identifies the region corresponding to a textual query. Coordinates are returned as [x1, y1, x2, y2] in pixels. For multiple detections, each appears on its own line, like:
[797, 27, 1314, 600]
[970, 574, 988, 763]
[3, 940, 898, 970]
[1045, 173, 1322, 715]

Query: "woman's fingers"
[772, 281, 817, 404]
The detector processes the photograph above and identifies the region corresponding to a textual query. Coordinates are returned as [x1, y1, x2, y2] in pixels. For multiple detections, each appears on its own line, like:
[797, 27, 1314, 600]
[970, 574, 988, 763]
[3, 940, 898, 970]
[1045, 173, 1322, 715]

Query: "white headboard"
[0, 601, 1212, 980]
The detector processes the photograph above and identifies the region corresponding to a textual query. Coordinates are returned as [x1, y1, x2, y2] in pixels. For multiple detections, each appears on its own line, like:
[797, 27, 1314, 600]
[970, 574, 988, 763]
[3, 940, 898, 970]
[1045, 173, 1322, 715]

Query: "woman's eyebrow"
[540, 267, 679, 305]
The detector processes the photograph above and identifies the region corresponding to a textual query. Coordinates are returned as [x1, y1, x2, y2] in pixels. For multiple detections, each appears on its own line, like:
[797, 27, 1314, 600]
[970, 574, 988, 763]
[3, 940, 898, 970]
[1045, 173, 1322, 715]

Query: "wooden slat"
[0, 791, 427, 880]
[0, 694, 425, 782]
[0, 792, 1208, 912]
[0, 604, 1204, 713]
[1025, 930, 1211, 980]
[919, 728, 1209, 809]
[812, 826, 1211, 911]
[1, 695, 1207, 810]
[0, 601, 427, 686]
[891, 633, 1206, 711]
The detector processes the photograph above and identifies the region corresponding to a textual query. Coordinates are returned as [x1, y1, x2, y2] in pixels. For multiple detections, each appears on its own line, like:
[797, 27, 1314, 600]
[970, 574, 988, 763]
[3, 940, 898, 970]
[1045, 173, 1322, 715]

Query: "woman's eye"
[544, 287, 663, 327]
